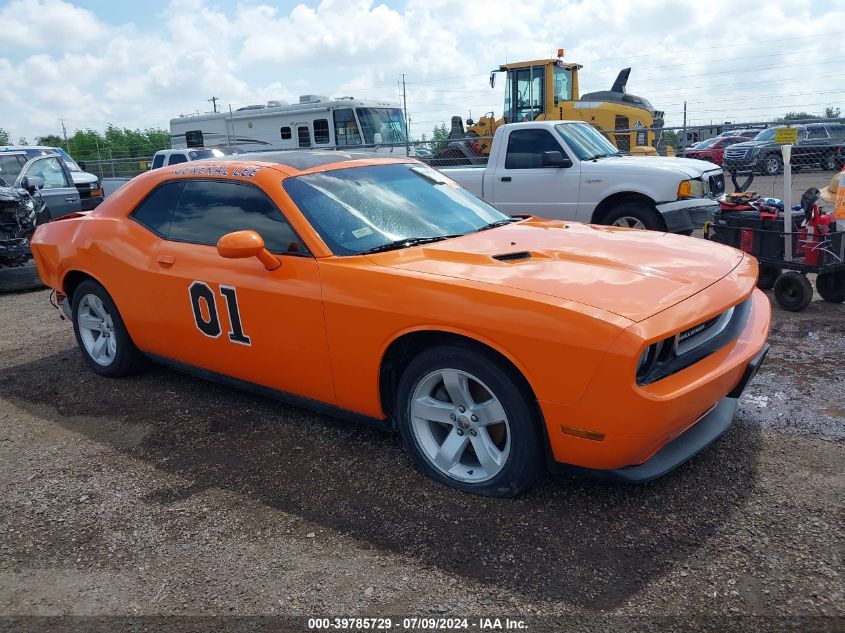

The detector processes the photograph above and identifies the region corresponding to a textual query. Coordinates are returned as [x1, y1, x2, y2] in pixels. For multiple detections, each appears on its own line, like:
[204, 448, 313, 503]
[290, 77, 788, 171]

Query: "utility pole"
[682, 101, 687, 148]
[59, 119, 69, 151]
[400, 74, 410, 155]
[208, 96, 220, 113]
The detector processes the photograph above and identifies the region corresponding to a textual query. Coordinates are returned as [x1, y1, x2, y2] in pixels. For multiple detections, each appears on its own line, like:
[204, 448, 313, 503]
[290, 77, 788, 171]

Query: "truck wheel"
[604, 202, 664, 231]
[395, 345, 543, 498]
[821, 152, 838, 172]
[773, 272, 813, 312]
[71, 279, 144, 377]
[816, 272, 845, 303]
[757, 265, 781, 290]
[761, 154, 782, 176]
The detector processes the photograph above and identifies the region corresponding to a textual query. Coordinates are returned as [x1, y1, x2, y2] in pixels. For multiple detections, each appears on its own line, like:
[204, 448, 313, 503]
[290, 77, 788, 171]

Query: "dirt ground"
[0, 283, 842, 632]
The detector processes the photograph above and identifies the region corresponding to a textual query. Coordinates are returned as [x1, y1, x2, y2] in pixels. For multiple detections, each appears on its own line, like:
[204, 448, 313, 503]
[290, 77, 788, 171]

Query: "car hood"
[595, 155, 720, 177]
[728, 140, 771, 150]
[368, 219, 744, 322]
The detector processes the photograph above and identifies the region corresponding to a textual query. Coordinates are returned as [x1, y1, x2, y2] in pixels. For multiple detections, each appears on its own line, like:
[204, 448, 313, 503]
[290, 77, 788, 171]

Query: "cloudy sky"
[1, 0, 843, 144]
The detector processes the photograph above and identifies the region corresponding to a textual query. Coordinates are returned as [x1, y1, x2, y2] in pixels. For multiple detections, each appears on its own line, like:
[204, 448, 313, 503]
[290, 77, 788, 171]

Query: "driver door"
[135, 178, 336, 404]
[16, 156, 81, 218]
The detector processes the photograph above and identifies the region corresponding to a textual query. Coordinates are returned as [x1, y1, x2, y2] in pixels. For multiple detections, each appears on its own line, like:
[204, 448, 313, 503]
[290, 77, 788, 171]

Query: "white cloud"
[0, 0, 842, 145]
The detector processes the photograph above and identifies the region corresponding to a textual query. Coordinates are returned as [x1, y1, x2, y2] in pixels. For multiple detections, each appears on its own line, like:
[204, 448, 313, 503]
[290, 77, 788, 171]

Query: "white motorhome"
[170, 96, 408, 152]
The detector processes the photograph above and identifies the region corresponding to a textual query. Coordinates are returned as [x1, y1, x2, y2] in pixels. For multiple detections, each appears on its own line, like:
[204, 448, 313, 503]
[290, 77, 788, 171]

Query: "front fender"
[656, 199, 718, 233]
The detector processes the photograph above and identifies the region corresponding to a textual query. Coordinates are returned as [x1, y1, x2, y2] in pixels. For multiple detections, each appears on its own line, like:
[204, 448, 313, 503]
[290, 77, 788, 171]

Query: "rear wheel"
[773, 272, 813, 312]
[603, 202, 664, 231]
[821, 152, 838, 172]
[816, 272, 845, 303]
[71, 279, 144, 377]
[395, 345, 543, 497]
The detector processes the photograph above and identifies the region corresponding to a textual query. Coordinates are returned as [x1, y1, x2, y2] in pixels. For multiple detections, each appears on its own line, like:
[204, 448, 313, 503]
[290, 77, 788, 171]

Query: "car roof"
[221, 150, 402, 172]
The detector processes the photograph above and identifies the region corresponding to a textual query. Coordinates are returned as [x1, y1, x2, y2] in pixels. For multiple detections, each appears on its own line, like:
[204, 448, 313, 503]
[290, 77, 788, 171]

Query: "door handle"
[65, 197, 77, 202]
[157, 255, 175, 268]
[500, 176, 512, 182]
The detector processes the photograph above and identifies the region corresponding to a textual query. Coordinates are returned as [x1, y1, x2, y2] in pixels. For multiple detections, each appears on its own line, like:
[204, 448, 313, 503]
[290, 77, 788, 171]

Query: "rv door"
[297, 125, 311, 148]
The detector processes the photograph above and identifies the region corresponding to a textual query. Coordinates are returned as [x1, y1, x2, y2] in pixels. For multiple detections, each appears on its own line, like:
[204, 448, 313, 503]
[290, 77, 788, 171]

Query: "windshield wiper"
[358, 235, 460, 255]
[474, 218, 518, 232]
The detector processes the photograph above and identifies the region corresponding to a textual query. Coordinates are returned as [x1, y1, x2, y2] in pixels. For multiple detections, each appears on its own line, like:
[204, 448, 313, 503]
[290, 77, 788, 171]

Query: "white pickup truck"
[440, 121, 724, 233]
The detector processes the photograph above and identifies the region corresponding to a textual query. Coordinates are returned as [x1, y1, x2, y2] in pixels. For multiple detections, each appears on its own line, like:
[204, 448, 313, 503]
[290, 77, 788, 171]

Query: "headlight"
[677, 179, 704, 199]
[748, 147, 761, 156]
[23, 198, 34, 212]
[90, 181, 100, 190]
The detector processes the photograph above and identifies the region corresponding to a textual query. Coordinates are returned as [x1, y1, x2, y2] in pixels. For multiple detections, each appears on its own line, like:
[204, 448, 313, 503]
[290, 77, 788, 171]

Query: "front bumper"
[657, 198, 718, 233]
[723, 157, 759, 172]
[561, 344, 769, 482]
[79, 193, 104, 210]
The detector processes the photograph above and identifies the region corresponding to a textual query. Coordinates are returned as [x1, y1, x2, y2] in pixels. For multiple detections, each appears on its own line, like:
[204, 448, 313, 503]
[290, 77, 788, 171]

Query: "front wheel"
[603, 202, 664, 231]
[761, 154, 782, 176]
[816, 272, 845, 303]
[71, 279, 144, 377]
[395, 345, 543, 497]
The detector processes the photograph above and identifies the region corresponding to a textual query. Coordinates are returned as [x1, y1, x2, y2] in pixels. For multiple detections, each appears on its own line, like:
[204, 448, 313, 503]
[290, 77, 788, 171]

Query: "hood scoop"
[493, 251, 532, 262]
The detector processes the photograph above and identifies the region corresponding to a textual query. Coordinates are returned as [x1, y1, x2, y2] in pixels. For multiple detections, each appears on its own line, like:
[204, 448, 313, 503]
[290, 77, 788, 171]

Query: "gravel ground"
[0, 286, 842, 632]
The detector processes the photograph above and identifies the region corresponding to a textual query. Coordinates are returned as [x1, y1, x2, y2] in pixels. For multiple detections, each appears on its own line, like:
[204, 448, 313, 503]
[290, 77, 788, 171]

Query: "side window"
[169, 180, 308, 254]
[168, 154, 188, 165]
[185, 130, 204, 148]
[130, 181, 185, 237]
[333, 109, 361, 146]
[151, 154, 165, 169]
[297, 126, 311, 148]
[280, 126, 292, 140]
[314, 119, 330, 144]
[504, 129, 565, 169]
[807, 127, 828, 140]
[25, 157, 71, 188]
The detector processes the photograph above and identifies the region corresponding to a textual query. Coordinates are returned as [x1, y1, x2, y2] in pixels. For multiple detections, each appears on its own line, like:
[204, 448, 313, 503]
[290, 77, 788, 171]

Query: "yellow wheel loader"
[457, 50, 670, 157]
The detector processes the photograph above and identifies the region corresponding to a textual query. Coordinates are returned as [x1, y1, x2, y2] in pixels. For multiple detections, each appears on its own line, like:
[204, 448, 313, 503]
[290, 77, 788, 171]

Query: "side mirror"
[541, 151, 572, 168]
[217, 230, 280, 271]
[20, 175, 45, 193]
[78, 161, 87, 171]
[373, 132, 383, 145]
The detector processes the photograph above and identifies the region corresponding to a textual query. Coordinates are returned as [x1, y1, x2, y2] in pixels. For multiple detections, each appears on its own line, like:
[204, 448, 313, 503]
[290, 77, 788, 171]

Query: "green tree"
[824, 106, 841, 119]
[431, 123, 449, 153]
[36, 134, 64, 147]
[18, 137, 28, 145]
[0, 128, 10, 145]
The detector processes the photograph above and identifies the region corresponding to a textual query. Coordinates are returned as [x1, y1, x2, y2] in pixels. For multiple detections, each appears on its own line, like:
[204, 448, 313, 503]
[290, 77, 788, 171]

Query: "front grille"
[709, 173, 725, 196]
[725, 148, 748, 160]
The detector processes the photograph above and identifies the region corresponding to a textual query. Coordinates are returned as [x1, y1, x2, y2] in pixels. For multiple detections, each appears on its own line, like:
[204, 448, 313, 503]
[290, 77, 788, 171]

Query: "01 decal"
[188, 281, 252, 346]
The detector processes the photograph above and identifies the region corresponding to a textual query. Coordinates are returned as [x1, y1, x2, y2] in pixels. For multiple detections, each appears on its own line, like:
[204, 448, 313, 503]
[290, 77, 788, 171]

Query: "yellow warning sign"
[774, 127, 798, 145]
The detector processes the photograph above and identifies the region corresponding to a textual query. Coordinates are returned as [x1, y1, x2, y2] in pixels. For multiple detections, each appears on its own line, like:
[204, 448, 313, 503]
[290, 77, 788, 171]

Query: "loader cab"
[492, 57, 582, 123]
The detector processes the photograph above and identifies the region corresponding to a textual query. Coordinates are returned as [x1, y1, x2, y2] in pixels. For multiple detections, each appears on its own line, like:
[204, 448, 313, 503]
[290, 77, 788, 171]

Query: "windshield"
[0, 155, 25, 181]
[51, 147, 81, 171]
[283, 163, 507, 255]
[696, 137, 719, 148]
[356, 108, 407, 145]
[553, 65, 573, 104]
[555, 122, 620, 160]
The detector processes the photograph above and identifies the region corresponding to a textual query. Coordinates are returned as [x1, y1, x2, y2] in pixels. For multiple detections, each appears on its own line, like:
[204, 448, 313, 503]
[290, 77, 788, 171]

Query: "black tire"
[603, 202, 665, 231]
[773, 272, 813, 312]
[71, 279, 144, 377]
[757, 265, 781, 290]
[761, 154, 782, 176]
[395, 344, 544, 498]
[816, 272, 845, 303]
[821, 152, 838, 172]
[0, 261, 44, 292]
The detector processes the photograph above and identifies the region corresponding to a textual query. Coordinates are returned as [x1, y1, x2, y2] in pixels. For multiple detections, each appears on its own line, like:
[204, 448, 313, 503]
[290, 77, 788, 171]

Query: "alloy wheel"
[409, 368, 511, 483]
[77, 293, 117, 366]
[611, 216, 647, 229]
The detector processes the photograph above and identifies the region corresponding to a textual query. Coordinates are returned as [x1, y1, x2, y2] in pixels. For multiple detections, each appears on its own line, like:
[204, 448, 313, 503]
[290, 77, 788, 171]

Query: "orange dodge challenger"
[31, 151, 771, 497]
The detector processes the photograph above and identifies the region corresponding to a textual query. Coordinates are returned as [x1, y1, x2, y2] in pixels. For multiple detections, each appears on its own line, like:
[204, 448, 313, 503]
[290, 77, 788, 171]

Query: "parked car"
[718, 129, 763, 139]
[835, 141, 845, 169]
[682, 136, 748, 164]
[1, 146, 103, 210]
[723, 123, 845, 175]
[150, 147, 244, 170]
[441, 121, 723, 234]
[31, 151, 770, 497]
[0, 150, 81, 219]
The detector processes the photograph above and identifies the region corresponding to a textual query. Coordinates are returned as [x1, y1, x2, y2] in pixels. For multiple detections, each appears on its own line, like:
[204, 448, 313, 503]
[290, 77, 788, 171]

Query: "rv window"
[297, 126, 311, 148]
[333, 109, 361, 146]
[185, 130, 204, 148]
[314, 119, 330, 144]
[280, 127, 292, 140]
